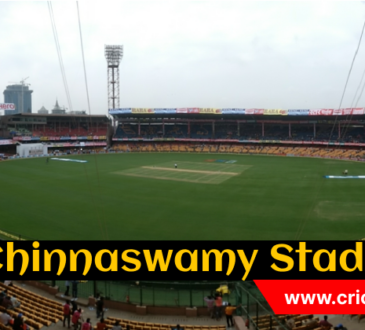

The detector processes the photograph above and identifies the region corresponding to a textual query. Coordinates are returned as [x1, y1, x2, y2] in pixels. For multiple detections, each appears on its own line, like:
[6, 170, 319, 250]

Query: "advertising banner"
[199, 108, 222, 114]
[0, 103, 16, 110]
[352, 107, 365, 115]
[332, 108, 359, 115]
[154, 108, 177, 114]
[108, 108, 132, 114]
[343, 108, 353, 115]
[221, 108, 245, 114]
[245, 109, 255, 115]
[309, 109, 333, 116]
[107, 107, 365, 116]
[287, 109, 310, 116]
[255, 279, 365, 314]
[0, 139, 15, 145]
[131, 108, 154, 114]
[333, 109, 344, 116]
[245, 109, 264, 115]
[263, 109, 288, 115]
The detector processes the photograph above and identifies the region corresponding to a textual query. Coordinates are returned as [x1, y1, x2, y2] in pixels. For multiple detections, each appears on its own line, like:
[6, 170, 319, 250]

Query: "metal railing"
[235, 282, 289, 330]
[50, 281, 237, 307]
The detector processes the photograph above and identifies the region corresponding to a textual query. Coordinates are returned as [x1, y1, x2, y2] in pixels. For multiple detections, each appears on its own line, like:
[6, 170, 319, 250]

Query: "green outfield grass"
[1, 153, 365, 240]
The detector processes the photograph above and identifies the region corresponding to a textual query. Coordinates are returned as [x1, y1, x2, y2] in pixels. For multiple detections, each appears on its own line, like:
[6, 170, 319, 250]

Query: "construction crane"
[8, 77, 31, 113]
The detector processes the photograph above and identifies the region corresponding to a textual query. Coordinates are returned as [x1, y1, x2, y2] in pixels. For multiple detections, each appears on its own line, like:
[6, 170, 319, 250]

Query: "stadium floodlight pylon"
[105, 45, 123, 111]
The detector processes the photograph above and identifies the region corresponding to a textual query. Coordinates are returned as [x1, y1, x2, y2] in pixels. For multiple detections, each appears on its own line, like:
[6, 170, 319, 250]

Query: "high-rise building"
[3, 84, 33, 115]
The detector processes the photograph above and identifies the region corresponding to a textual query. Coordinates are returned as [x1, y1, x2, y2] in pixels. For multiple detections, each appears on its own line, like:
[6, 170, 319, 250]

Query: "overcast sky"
[1, 0, 365, 115]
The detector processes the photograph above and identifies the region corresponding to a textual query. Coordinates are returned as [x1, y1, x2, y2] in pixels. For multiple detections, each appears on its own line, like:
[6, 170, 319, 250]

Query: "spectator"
[215, 293, 223, 320]
[65, 281, 70, 297]
[225, 303, 241, 328]
[285, 316, 295, 329]
[72, 308, 82, 330]
[10, 295, 21, 309]
[171, 325, 184, 330]
[111, 321, 122, 330]
[96, 297, 104, 319]
[302, 315, 317, 327]
[319, 316, 333, 330]
[0, 290, 6, 306]
[71, 281, 79, 300]
[0, 289, 7, 299]
[2, 296, 13, 309]
[71, 301, 78, 315]
[13, 314, 28, 330]
[81, 318, 91, 330]
[0, 310, 12, 325]
[96, 318, 106, 330]
[204, 296, 215, 318]
[63, 300, 71, 328]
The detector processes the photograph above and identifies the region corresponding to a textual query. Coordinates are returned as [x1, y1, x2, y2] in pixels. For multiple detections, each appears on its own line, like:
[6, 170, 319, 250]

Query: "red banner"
[309, 109, 333, 116]
[0, 103, 15, 110]
[187, 108, 199, 113]
[333, 109, 344, 115]
[352, 107, 365, 115]
[0, 139, 15, 145]
[333, 108, 364, 115]
[245, 109, 264, 115]
[255, 280, 365, 314]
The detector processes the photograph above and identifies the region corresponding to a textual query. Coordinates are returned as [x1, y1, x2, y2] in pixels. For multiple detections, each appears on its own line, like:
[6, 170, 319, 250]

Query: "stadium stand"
[0, 282, 63, 330]
[0, 282, 363, 330]
[109, 142, 365, 160]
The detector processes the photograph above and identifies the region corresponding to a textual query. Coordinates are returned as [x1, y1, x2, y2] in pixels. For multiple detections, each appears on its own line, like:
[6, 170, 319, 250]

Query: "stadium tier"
[0, 282, 363, 330]
[0, 114, 109, 140]
[109, 143, 365, 161]
[1, 112, 365, 147]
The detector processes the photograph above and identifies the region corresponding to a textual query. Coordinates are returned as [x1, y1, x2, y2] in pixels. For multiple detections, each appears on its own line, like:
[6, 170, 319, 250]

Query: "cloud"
[1, 1, 365, 113]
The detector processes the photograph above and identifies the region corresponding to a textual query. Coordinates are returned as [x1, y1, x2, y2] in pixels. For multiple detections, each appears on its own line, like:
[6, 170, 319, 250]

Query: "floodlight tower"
[105, 45, 123, 111]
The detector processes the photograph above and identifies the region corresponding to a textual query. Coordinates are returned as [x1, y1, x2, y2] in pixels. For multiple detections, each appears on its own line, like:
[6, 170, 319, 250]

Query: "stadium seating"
[105, 317, 226, 330]
[0, 283, 63, 330]
[109, 142, 365, 161]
